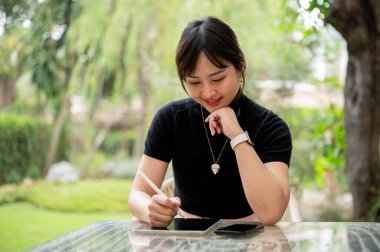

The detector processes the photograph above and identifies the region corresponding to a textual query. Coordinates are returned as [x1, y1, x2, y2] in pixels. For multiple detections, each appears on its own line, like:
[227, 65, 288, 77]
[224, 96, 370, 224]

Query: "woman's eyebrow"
[188, 69, 226, 79]
[209, 69, 225, 77]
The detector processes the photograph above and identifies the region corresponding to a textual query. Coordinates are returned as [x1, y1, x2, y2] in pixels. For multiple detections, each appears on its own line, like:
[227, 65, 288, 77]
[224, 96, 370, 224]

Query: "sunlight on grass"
[0, 179, 135, 252]
[0, 203, 132, 252]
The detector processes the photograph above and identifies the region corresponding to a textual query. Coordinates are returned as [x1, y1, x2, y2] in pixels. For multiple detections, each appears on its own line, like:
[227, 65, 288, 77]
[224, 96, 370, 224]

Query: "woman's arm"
[128, 154, 181, 227]
[206, 107, 290, 225]
[234, 143, 290, 225]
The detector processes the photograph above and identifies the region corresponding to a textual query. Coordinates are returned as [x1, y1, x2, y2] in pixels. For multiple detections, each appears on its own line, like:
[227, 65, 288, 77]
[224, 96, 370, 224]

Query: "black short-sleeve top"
[144, 94, 292, 219]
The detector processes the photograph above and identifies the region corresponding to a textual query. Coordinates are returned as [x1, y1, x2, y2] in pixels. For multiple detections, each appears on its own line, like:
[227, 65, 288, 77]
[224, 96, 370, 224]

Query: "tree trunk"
[133, 55, 151, 158]
[42, 84, 72, 176]
[327, 0, 380, 220]
[117, 20, 132, 156]
[42, 0, 75, 176]
[0, 76, 15, 109]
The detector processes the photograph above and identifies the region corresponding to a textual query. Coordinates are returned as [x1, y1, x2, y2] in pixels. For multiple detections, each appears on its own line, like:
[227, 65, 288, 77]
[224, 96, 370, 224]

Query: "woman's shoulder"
[157, 98, 196, 114]
[153, 98, 196, 121]
[241, 95, 273, 117]
[241, 95, 288, 126]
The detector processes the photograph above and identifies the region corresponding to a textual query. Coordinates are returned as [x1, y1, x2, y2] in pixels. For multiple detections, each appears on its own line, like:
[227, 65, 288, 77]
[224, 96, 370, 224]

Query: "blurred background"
[0, 0, 379, 251]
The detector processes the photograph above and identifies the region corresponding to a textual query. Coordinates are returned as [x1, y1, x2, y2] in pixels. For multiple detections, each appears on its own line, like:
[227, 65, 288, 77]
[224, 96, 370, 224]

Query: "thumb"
[170, 197, 181, 206]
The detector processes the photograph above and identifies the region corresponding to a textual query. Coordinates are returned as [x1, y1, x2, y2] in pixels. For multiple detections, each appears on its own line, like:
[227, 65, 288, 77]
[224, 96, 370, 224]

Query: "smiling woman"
[184, 52, 241, 111]
[128, 16, 293, 227]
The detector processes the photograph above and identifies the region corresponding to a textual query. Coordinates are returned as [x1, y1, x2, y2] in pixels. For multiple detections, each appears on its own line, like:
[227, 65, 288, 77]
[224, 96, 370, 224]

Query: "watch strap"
[230, 131, 253, 151]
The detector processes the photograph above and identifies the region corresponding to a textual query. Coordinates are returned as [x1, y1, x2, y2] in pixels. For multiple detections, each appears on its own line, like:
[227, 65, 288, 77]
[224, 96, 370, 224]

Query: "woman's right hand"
[147, 195, 181, 227]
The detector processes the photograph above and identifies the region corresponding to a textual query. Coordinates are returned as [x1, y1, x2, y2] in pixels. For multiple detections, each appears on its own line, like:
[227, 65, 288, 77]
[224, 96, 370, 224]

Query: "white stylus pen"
[138, 170, 186, 218]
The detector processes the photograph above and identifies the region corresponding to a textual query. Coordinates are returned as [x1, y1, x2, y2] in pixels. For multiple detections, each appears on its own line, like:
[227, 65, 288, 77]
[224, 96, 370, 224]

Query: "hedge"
[0, 113, 68, 184]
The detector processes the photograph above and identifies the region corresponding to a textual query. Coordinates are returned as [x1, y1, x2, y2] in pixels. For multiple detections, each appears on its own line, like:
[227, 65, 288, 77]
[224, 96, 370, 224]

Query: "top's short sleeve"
[143, 104, 174, 163]
[252, 111, 292, 166]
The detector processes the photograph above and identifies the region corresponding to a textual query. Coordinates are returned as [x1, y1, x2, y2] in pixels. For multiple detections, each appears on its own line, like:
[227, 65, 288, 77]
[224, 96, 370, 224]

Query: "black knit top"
[144, 95, 292, 218]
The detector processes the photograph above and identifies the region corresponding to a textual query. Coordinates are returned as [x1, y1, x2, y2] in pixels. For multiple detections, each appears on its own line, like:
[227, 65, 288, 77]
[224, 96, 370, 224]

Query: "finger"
[148, 202, 178, 223]
[161, 196, 180, 209]
[217, 124, 222, 134]
[151, 195, 179, 214]
[212, 119, 223, 135]
[209, 119, 216, 136]
[149, 213, 174, 228]
[213, 118, 221, 134]
[170, 197, 181, 207]
[149, 209, 176, 223]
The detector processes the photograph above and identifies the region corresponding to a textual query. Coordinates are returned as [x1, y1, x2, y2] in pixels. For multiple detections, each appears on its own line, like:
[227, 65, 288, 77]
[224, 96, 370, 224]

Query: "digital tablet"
[133, 218, 220, 236]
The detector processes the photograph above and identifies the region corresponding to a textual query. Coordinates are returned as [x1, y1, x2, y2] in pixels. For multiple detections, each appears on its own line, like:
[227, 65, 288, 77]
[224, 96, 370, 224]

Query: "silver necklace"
[201, 106, 229, 175]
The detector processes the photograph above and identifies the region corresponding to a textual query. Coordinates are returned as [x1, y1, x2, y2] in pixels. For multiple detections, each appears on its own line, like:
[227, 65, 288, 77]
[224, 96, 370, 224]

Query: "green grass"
[0, 179, 135, 252]
[0, 203, 132, 252]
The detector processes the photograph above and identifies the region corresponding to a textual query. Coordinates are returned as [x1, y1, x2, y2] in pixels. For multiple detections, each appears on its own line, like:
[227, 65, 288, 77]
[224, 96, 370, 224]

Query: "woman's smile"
[205, 97, 222, 107]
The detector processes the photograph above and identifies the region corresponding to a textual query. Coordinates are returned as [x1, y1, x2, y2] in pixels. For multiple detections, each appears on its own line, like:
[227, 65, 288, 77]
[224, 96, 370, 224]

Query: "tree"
[30, 0, 77, 175]
[0, 0, 32, 108]
[286, 0, 380, 220]
[326, 0, 380, 221]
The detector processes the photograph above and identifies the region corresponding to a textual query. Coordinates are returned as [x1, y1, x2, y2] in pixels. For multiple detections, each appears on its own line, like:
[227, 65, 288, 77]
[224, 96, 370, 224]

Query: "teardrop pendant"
[211, 163, 220, 175]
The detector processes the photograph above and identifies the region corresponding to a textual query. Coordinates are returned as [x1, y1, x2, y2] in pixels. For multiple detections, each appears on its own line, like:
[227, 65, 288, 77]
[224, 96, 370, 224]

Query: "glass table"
[25, 220, 380, 251]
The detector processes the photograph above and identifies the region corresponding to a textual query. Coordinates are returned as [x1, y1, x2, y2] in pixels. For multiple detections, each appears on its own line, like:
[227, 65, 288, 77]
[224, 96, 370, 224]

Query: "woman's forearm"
[234, 142, 290, 225]
[128, 191, 152, 223]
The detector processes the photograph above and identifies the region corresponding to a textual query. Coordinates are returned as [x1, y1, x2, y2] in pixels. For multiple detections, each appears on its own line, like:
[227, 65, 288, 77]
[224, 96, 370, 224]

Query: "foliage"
[0, 184, 27, 205]
[25, 179, 132, 212]
[369, 185, 380, 221]
[27, 0, 75, 99]
[311, 106, 346, 189]
[1, 0, 321, 164]
[277, 106, 346, 193]
[0, 0, 32, 79]
[277, 107, 320, 191]
[0, 202, 132, 252]
[100, 131, 128, 154]
[0, 113, 68, 184]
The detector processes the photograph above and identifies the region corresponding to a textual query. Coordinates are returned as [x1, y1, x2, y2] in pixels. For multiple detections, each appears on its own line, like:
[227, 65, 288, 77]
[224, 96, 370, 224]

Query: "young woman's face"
[185, 52, 241, 113]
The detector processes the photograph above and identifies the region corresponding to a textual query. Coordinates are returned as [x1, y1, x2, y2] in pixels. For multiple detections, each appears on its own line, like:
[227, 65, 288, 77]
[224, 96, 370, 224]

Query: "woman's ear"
[241, 60, 246, 72]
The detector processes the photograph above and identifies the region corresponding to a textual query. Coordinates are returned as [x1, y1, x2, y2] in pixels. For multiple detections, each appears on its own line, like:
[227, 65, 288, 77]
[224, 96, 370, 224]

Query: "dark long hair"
[175, 16, 246, 93]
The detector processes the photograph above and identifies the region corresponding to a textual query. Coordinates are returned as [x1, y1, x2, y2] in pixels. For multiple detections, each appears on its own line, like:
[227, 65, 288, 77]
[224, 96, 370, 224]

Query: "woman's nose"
[202, 83, 216, 97]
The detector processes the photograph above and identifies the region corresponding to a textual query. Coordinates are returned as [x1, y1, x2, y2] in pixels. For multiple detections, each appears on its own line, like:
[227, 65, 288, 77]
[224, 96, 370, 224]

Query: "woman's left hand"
[205, 107, 244, 139]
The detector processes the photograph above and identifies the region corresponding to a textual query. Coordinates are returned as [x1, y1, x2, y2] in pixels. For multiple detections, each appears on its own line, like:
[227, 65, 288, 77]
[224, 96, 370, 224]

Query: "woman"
[128, 16, 292, 227]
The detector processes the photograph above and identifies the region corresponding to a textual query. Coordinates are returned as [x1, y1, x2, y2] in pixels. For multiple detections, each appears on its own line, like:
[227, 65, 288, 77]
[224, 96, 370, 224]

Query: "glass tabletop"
[25, 220, 380, 252]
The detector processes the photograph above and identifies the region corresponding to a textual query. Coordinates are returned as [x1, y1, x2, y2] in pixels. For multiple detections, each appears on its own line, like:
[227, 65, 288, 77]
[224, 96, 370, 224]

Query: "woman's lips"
[205, 97, 222, 107]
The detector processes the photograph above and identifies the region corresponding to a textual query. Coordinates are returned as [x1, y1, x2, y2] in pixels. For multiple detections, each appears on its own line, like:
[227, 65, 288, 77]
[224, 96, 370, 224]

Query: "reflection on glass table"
[25, 220, 380, 252]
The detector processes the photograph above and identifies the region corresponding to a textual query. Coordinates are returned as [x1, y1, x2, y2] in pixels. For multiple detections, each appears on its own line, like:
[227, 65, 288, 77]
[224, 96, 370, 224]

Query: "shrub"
[0, 184, 27, 205]
[25, 179, 132, 212]
[0, 113, 68, 184]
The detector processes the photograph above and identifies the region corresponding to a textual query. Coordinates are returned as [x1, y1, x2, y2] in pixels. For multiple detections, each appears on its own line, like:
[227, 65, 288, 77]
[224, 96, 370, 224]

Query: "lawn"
[0, 203, 132, 252]
[0, 179, 134, 252]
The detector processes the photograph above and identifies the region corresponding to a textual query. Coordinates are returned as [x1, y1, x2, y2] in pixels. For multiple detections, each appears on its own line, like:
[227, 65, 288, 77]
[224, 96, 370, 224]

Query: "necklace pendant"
[211, 163, 220, 175]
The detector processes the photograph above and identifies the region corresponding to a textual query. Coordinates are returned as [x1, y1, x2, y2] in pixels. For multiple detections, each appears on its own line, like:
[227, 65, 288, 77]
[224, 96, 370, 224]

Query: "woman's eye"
[189, 81, 201, 85]
[212, 77, 225, 83]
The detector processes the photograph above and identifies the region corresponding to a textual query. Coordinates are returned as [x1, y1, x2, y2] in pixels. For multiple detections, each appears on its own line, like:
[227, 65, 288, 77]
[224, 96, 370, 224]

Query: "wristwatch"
[230, 131, 254, 151]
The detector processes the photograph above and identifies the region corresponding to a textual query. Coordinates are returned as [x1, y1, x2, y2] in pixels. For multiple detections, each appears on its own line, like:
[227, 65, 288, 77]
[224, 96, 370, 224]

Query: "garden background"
[1, 0, 379, 251]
